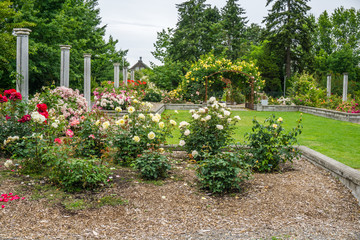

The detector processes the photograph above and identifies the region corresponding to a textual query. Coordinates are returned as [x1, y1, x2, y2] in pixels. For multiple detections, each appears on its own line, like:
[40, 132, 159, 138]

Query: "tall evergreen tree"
[221, 0, 248, 60]
[263, 0, 313, 79]
[168, 0, 221, 62]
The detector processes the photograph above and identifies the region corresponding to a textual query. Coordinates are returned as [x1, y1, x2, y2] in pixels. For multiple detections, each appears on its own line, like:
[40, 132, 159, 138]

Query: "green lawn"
[165, 110, 360, 169]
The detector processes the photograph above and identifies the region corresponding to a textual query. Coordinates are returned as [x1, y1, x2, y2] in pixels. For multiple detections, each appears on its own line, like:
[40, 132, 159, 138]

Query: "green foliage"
[179, 97, 240, 159]
[134, 151, 171, 180]
[146, 61, 184, 91]
[49, 157, 110, 192]
[72, 111, 109, 158]
[245, 115, 302, 172]
[196, 152, 251, 194]
[143, 90, 162, 102]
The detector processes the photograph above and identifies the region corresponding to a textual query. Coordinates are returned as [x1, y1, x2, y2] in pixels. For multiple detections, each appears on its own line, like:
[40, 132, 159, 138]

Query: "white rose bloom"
[95, 120, 101, 126]
[234, 115, 241, 120]
[132, 136, 140, 142]
[159, 122, 165, 129]
[179, 121, 190, 129]
[205, 115, 211, 121]
[216, 125, 224, 130]
[227, 118, 232, 123]
[138, 114, 145, 120]
[217, 114, 223, 119]
[223, 110, 231, 116]
[4, 160, 13, 168]
[189, 109, 195, 114]
[155, 113, 161, 120]
[219, 103, 227, 108]
[191, 150, 199, 157]
[170, 120, 177, 126]
[102, 121, 110, 130]
[51, 123, 58, 128]
[184, 129, 191, 136]
[198, 108, 206, 114]
[152, 115, 160, 123]
[201, 118, 206, 122]
[148, 131, 156, 140]
[115, 107, 122, 112]
[208, 96, 216, 103]
[192, 114, 200, 120]
[128, 106, 135, 114]
[179, 140, 186, 146]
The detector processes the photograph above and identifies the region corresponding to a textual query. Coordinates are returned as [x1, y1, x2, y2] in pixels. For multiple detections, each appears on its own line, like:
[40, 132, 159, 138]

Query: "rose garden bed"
[0, 155, 359, 239]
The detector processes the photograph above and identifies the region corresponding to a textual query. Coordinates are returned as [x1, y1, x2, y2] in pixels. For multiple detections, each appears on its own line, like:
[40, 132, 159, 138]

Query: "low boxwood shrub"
[196, 152, 251, 194]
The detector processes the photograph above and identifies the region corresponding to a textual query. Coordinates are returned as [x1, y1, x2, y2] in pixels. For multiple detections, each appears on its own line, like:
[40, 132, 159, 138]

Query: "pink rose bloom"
[54, 138, 62, 144]
[66, 129, 74, 138]
[89, 134, 95, 139]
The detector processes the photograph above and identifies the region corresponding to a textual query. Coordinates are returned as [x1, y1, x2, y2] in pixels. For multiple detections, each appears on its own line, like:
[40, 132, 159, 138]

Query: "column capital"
[84, 53, 91, 58]
[13, 28, 32, 36]
[113, 63, 120, 67]
[60, 45, 71, 50]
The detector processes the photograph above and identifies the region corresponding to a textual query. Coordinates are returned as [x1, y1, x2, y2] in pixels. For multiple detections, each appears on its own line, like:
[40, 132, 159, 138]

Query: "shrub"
[111, 100, 176, 166]
[135, 151, 171, 180]
[29, 86, 88, 123]
[49, 157, 110, 192]
[245, 114, 303, 172]
[179, 97, 241, 160]
[196, 152, 251, 194]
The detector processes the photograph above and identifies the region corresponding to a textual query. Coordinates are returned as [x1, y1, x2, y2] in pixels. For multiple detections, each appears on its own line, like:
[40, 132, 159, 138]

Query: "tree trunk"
[286, 45, 291, 78]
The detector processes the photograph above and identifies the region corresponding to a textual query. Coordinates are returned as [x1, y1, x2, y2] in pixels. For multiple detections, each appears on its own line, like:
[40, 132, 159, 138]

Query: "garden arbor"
[204, 70, 256, 109]
[180, 53, 263, 107]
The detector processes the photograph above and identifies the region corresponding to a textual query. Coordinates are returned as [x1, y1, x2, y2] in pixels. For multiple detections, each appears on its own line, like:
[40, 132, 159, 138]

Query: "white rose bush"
[179, 97, 251, 194]
[111, 100, 176, 166]
[179, 97, 241, 160]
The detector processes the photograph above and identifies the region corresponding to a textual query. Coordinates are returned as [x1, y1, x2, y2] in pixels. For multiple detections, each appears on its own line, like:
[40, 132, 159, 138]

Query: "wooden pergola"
[204, 70, 255, 109]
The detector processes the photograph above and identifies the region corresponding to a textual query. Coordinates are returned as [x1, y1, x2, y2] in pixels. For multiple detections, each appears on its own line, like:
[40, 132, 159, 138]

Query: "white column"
[60, 45, 71, 87]
[342, 72, 348, 102]
[130, 70, 135, 81]
[84, 54, 91, 110]
[14, 28, 31, 101]
[123, 67, 128, 85]
[326, 74, 331, 98]
[114, 63, 120, 88]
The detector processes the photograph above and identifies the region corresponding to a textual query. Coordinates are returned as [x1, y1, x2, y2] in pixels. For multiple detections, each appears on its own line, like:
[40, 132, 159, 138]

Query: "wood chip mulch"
[0, 155, 359, 240]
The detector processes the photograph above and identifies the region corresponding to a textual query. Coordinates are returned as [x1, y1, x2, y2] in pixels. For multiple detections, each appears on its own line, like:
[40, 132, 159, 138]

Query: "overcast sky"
[97, 0, 360, 67]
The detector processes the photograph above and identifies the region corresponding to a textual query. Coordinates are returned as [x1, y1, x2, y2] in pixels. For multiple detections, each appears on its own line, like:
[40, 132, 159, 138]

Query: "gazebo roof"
[130, 57, 149, 70]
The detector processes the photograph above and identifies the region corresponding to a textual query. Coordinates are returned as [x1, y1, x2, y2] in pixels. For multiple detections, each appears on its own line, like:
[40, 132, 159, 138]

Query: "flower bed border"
[255, 105, 360, 124]
[162, 144, 360, 203]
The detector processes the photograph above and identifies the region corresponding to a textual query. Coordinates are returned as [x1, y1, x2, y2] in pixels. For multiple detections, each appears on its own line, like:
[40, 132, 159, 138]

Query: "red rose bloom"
[9, 92, 22, 101]
[4, 89, 16, 97]
[18, 114, 31, 123]
[37, 103, 48, 112]
[0, 94, 8, 103]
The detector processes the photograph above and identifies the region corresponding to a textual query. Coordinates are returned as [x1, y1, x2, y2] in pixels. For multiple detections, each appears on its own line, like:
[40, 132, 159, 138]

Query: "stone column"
[14, 28, 31, 101]
[84, 54, 91, 110]
[123, 67, 128, 85]
[60, 45, 71, 87]
[342, 72, 348, 102]
[130, 70, 135, 81]
[326, 74, 331, 98]
[113, 63, 120, 88]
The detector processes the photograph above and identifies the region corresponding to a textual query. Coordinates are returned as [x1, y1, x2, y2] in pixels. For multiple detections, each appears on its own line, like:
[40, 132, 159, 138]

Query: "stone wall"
[255, 105, 360, 124]
[299, 146, 360, 202]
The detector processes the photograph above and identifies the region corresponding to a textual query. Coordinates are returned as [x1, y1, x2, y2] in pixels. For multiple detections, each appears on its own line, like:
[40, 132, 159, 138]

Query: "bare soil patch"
[0, 155, 359, 239]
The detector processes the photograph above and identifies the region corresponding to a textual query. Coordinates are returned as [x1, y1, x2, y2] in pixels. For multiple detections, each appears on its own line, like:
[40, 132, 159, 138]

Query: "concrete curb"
[298, 146, 360, 202]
